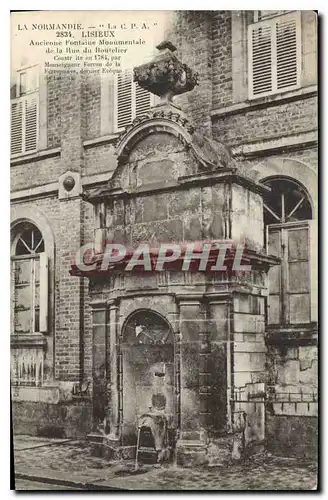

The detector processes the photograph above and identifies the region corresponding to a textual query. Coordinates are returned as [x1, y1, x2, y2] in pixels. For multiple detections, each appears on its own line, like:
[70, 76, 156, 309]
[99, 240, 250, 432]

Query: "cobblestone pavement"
[13, 435, 318, 491]
[15, 479, 79, 490]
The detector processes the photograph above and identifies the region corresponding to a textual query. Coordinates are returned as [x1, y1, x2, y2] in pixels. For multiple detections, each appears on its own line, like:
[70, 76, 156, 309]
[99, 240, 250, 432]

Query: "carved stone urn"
[133, 41, 199, 103]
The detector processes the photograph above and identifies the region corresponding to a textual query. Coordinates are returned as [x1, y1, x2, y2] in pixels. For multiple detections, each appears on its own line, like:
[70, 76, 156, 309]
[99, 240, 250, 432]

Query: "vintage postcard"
[10, 9, 318, 491]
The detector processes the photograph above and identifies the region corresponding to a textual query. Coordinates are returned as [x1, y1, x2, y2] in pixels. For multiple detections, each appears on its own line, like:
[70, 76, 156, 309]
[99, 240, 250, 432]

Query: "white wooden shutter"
[25, 94, 38, 152]
[249, 22, 273, 97]
[276, 15, 299, 90]
[11, 100, 23, 155]
[248, 12, 301, 99]
[116, 71, 152, 130]
[135, 81, 151, 118]
[39, 252, 48, 333]
[11, 94, 38, 155]
[117, 71, 133, 129]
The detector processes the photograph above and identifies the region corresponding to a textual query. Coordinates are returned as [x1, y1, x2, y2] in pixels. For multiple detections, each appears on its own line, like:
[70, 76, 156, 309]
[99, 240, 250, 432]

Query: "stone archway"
[120, 309, 176, 446]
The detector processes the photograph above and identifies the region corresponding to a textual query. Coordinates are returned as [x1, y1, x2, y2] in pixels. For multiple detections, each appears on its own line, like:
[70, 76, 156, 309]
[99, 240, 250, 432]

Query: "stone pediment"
[83, 105, 235, 203]
[115, 105, 234, 170]
[83, 41, 235, 202]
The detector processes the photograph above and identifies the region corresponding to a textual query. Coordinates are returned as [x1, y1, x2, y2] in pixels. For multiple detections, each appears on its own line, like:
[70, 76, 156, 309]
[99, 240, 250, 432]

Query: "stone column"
[176, 294, 208, 466]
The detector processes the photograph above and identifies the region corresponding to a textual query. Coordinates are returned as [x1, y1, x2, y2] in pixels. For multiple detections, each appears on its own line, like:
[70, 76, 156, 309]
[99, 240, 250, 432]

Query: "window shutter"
[117, 71, 133, 129]
[249, 22, 273, 97]
[267, 228, 282, 325]
[135, 81, 151, 118]
[248, 12, 301, 99]
[116, 71, 152, 130]
[309, 220, 318, 322]
[286, 226, 310, 324]
[11, 100, 23, 155]
[39, 252, 48, 333]
[11, 94, 38, 155]
[276, 16, 299, 90]
[25, 94, 38, 152]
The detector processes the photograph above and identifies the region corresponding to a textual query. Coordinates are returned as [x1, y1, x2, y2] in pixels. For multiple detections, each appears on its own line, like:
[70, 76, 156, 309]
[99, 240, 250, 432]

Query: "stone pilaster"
[176, 295, 208, 466]
[207, 295, 232, 433]
[107, 299, 120, 441]
[90, 300, 108, 432]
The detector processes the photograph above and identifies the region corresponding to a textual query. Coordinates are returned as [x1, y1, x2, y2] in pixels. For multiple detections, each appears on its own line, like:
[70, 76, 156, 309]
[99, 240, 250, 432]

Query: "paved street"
[15, 479, 79, 490]
[13, 435, 318, 491]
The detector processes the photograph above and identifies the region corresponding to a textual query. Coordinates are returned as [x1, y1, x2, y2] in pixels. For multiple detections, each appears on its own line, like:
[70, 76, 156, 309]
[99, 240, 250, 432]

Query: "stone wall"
[12, 401, 92, 439]
[266, 415, 318, 459]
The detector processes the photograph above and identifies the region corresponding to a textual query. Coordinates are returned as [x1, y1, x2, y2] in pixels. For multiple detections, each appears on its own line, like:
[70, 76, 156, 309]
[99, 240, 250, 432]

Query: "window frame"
[11, 223, 48, 336]
[248, 11, 302, 100]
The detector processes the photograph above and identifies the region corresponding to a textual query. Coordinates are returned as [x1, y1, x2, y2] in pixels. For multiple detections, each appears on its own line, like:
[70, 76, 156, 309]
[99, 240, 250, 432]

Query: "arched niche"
[120, 309, 176, 444]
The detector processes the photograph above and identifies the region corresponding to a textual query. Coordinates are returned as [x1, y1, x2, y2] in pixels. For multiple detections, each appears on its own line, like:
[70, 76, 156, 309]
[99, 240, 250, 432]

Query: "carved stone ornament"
[133, 41, 199, 102]
[63, 175, 75, 192]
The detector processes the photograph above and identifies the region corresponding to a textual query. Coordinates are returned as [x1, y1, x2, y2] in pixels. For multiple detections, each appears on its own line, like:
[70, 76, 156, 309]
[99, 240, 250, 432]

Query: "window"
[11, 223, 48, 387]
[11, 223, 48, 335]
[11, 65, 39, 156]
[253, 11, 288, 22]
[116, 70, 156, 130]
[264, 178, 313, 326]
[248, 11, 301, 99]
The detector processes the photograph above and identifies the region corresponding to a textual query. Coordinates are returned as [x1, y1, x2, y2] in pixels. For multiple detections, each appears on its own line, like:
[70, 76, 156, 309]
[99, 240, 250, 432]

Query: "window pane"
[14, 225, 44, 256]
[19, 72, 27, 95]
[15, 285, 32, 310]
[14, 260, 31, 284]
[14, 309, 32, 333]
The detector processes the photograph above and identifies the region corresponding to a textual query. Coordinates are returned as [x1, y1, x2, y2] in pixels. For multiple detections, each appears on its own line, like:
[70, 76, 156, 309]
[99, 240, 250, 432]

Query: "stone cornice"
[211, 85, 317, 119]
[83, 134, 119, 149]
[231, 130, 317, 159]
[82, 170, 270, 204]
[10, 146, 61, 166]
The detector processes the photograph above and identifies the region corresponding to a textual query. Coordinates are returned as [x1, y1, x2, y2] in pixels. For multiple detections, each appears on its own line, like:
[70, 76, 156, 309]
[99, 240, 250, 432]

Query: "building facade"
[11, 11, 318, 464]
